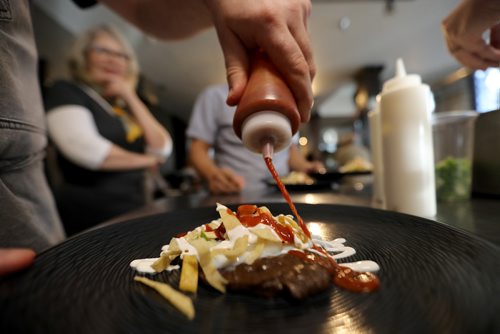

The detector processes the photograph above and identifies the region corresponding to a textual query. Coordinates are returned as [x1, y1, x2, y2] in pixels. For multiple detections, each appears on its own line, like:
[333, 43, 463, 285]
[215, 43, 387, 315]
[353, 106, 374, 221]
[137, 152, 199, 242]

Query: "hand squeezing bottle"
[233, 52, 311, 238]
[232, 51, 301, 158]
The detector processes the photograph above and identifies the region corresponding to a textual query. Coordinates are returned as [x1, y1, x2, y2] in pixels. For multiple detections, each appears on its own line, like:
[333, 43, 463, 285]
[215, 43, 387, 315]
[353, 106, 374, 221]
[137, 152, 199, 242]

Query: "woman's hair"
[67, 25, 139, 87]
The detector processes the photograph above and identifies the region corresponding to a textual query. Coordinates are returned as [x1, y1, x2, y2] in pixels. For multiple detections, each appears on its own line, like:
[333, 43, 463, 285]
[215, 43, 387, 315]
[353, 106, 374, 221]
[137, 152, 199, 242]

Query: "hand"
[103, 80, 137, 103]
[205, 0, 315, 122]
[305, 160, 326, 174]
[0, 248, 35, 277]
[442, 0, 500, 70]
[207, 167, 245, 194]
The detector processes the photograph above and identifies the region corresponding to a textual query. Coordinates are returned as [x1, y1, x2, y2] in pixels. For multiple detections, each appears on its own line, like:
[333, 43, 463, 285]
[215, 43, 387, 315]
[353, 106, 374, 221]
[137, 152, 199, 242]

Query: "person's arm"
[104, 81, 172, 160]
[442, 0, 500, 69]
[98, 0, 315, 123]
[189, 139, 244, 194]
[98, 0, 212, 39]
[99, 145, 160, 170]
[47, 105, 161, 171]
[288, 144, 324, 173]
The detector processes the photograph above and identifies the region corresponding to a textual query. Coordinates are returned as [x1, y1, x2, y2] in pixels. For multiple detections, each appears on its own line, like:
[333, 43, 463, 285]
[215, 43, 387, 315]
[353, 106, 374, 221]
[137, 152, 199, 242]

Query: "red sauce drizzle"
[289, 246, 379, 293]
[229, 205, 295, 244]
[204, 222, 226, 240]
[264, 157, 311, 239]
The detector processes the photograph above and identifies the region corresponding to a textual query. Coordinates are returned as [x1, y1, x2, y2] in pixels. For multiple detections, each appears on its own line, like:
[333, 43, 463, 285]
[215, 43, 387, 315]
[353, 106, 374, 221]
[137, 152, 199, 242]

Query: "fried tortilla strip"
[216, 204, 241, 231]
[151, 252, 174, 272]
[190, 238, 227, 293]
[281, 215, 309, 243]
[179, 255, 198, 293]
[152, 240, 182, 272]
[211, 235, 249, 258]
[244, 241, 265, 265]
[134, 276, 195, 320]
[249, 227, 281, 242]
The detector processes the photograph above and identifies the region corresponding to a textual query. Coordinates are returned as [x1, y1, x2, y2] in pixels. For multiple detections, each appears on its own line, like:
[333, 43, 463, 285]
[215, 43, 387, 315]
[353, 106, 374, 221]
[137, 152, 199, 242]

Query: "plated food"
[338, 157, 373, 173]
[280, 171, 316, 185]
[131, 203, 380, 319]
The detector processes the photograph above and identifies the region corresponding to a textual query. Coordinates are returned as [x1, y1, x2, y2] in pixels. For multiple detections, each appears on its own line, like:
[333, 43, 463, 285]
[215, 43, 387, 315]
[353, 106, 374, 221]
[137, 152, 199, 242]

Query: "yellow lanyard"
[112, 105, 143, 143]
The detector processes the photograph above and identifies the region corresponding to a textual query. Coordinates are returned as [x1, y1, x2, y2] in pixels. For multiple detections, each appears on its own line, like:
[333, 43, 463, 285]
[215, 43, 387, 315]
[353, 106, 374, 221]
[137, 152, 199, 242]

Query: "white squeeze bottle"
[379, 58, 436, 217]
[368, 98, 386, 209]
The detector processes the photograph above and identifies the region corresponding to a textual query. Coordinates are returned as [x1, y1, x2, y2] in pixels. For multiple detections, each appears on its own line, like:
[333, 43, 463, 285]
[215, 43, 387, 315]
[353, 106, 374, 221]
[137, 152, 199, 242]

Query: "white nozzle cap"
[241, 111, 292, 155]
[395, 58, 406, 78]
[382, 58, 422, 94]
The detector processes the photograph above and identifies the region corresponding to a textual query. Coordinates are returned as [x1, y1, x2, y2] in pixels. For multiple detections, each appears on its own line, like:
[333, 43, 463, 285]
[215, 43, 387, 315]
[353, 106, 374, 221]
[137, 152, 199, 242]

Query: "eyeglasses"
[88, 45, 130, 61]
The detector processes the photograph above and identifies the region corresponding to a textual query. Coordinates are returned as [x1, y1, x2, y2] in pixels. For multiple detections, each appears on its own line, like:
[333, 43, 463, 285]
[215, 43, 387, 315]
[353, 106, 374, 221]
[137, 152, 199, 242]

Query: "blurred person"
[187, 84, 323, 194]
[44, 25, 173, 235]
[1, 0, 314, 274]
[442, 0, 500, 69]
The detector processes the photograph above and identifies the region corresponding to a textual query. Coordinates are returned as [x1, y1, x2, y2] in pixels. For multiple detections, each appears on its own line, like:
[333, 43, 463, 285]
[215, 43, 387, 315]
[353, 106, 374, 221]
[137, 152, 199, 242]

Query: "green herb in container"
[435, 157, 472, 202]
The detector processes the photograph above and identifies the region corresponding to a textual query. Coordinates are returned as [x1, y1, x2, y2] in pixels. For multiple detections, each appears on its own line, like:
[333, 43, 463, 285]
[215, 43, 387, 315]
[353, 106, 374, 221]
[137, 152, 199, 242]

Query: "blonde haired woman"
[44, 25, 172, 235]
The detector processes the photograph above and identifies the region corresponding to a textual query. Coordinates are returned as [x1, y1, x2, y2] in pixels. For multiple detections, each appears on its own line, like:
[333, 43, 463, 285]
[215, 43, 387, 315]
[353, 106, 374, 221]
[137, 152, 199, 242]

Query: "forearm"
[98, 0, 213, 39]
[124, 93, 170, 150]
[100, 144, 158, 170]
[189, 140, 219, 180]
[189, 139, 245, 193]
[189, 142, 218, 181]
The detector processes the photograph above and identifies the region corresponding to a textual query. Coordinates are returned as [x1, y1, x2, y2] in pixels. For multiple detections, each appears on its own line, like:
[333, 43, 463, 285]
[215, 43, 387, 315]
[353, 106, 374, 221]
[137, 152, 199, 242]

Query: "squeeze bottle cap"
[382, 58, 422, 94]
[241, 110, 292, 155]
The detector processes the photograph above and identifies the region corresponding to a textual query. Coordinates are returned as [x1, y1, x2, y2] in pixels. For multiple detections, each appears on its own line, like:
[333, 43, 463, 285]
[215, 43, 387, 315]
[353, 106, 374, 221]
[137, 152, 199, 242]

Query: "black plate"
[1, 204, 499, 334]
[308, 170, 372, 183]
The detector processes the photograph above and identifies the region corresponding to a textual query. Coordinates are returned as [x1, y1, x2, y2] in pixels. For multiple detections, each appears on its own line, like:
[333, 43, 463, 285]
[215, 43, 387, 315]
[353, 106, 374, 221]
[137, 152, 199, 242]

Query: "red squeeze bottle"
[233, 52, 301, 158]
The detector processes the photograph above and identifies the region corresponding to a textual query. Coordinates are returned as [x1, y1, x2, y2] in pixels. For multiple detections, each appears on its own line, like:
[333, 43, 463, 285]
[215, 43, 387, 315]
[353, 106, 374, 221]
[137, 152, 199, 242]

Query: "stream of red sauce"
[264, 156, 379, 293]
[264, 157, 311, 239]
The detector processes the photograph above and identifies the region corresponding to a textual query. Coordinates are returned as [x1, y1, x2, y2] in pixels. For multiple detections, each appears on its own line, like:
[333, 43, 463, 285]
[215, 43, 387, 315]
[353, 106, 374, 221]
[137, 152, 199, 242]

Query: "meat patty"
[219, 252, 332, 299]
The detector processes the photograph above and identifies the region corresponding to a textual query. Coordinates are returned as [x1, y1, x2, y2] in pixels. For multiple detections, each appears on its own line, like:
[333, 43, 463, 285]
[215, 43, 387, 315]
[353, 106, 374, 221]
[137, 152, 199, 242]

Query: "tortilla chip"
[134, 276, 195, 320]
[179, 255, 198, 293]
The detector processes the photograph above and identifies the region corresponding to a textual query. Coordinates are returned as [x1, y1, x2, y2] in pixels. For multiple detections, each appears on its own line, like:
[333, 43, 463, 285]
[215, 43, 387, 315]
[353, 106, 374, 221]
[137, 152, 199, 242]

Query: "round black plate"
[1, 204, 499, 334]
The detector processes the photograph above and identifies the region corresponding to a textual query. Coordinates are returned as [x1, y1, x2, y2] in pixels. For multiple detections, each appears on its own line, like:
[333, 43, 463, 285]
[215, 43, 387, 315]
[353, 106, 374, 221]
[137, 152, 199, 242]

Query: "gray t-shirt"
[187, 84, 296, 192]
[0, 0, 65, 251]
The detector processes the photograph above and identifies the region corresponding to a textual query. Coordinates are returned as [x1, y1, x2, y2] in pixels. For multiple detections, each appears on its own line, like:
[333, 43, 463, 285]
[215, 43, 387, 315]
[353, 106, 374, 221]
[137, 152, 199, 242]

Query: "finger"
[289, 16, 316, 82]
[220, 168, 244, 190]
[259, 27, 313, 123]
[0, 248, 35, 276]
[471, 39, 500, 63]
[454, 49, 496, 70]
[211, 172, 237, 193]
[216, 27, 250, 106]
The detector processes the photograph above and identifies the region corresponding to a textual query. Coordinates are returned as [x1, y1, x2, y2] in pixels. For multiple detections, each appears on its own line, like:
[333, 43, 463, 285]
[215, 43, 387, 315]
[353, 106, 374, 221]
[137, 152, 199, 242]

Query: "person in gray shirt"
[187, 84, 323, 194]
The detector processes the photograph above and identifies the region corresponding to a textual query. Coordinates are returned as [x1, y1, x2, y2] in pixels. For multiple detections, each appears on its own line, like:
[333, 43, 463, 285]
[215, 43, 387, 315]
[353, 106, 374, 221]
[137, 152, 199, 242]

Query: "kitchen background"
[32, 0, 500, 172]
